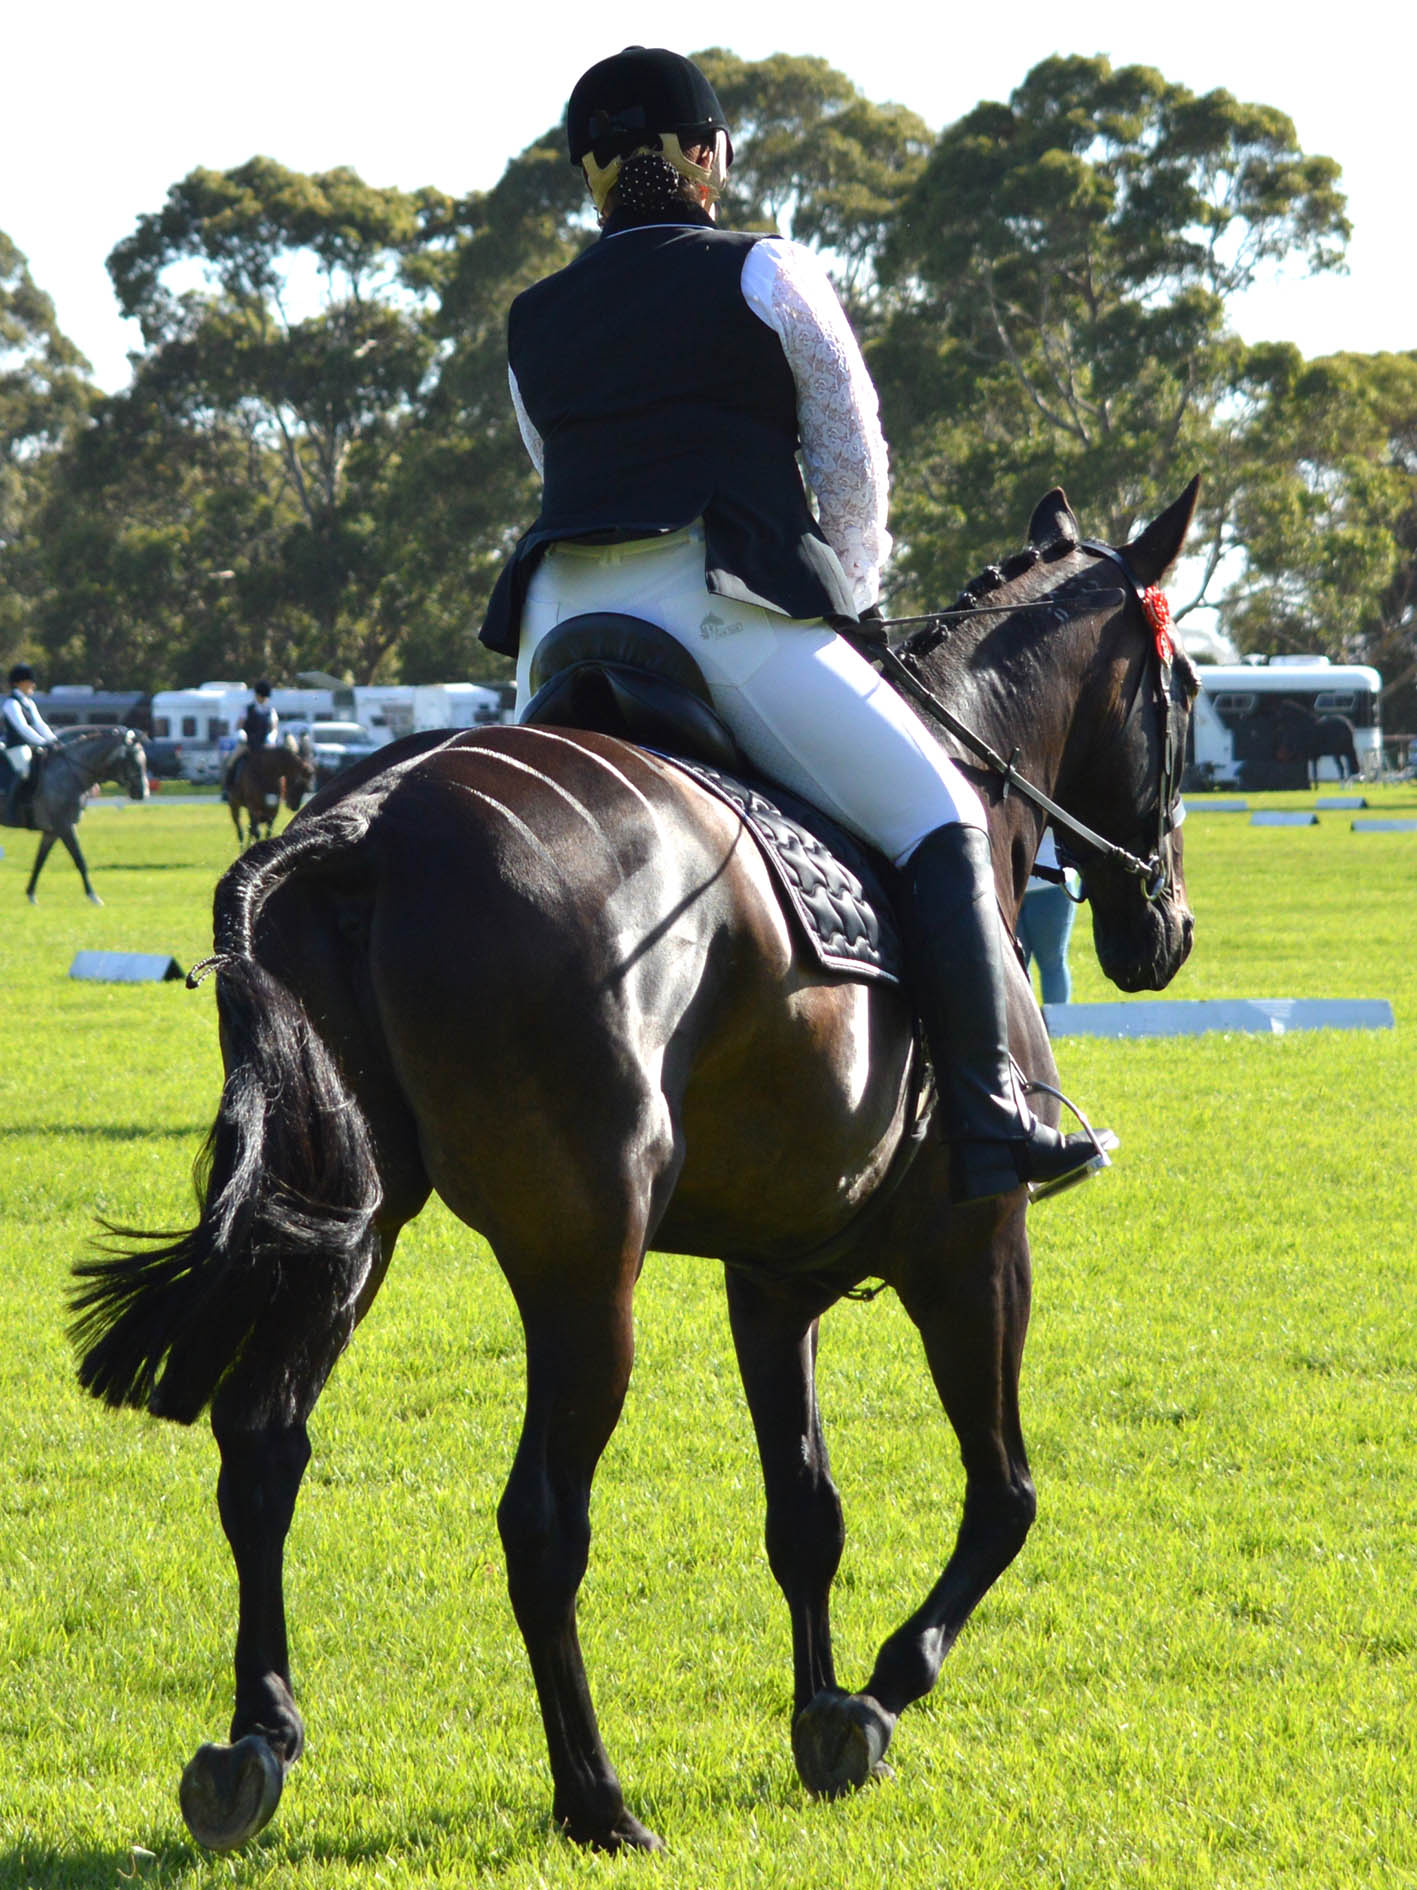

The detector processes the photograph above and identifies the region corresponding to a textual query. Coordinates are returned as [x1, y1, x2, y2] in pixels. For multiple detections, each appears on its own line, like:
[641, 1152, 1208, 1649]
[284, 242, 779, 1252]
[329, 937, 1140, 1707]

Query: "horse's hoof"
[87, 891, 104, 905]
[179, 1734, 284, 1851]
[558, 1805, 666, 1853]
[792, 1688, 897, 1798]
[26, 894, 36, 906]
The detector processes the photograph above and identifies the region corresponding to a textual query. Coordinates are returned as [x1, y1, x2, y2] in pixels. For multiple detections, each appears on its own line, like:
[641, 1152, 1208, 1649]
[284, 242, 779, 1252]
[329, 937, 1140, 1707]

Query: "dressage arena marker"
[1249, 810, 1318, 827]
[1316, 795, 1368, 809]
[1352, 817, 1417, 832]
[69, 950, 184, 983]
[1188, 798, 1248, 812]
[1045, 997, 1395, 1039]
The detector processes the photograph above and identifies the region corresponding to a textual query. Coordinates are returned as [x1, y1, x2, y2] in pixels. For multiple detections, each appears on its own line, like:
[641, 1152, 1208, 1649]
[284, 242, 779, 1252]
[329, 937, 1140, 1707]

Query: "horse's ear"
[1028, 488, 1080, 551]
[1124, 476, 1201, 587]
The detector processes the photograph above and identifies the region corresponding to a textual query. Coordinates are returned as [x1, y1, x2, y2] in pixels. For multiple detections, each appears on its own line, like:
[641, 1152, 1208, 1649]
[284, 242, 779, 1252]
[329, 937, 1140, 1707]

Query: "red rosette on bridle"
[1142, 586, 1175, 665]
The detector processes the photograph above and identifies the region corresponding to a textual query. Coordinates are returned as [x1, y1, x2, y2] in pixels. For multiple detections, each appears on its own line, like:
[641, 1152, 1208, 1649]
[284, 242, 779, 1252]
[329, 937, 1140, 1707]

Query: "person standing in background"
[1017, 829, 1078, 1006]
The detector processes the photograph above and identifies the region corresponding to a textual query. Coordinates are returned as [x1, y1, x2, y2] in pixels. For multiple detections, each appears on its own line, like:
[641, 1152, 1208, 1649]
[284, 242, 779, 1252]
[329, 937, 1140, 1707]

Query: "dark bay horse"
[3, 726, 149, 903]
[71, 483, 1199, 1855]
[224, 737, 315, 847]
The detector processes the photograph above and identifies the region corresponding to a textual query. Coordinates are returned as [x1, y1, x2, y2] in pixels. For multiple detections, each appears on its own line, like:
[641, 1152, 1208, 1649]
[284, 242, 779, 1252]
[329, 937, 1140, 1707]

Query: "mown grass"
[1, 785, 1414, 1887]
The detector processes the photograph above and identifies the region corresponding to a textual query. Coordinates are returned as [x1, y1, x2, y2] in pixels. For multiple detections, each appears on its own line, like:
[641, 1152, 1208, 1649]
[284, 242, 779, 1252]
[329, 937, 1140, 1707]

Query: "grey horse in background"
[2, 726, 149, 903]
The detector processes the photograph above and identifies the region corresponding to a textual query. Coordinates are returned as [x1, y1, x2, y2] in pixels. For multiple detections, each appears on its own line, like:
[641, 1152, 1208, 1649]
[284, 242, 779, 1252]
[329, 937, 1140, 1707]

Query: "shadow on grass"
[0, 1841, 173, 1890]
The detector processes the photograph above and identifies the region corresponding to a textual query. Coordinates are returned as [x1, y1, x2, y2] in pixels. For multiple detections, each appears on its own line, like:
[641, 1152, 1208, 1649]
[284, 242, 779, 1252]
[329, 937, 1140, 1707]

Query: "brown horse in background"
[223, 737, 315, 847]
[72, 483, 1198, 1855]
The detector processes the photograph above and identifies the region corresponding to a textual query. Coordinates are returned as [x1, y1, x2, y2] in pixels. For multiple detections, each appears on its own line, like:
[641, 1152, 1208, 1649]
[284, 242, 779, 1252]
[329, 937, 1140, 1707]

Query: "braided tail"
[69, 809, 383, 1424]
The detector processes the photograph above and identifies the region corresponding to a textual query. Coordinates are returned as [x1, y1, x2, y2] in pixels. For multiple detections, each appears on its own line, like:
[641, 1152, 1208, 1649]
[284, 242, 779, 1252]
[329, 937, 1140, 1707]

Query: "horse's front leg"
[723, 1270, 844, 1717]
[792, 1204, 1037, 1796]
[178, 1402, 310, 1851]
[25, 831, 56, 902]
[59, 826, 101, 903]
[497, 1267, 661, 1851]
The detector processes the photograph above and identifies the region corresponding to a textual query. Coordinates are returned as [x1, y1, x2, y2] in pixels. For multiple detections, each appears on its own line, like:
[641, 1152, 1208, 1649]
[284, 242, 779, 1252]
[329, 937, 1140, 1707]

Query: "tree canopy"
[874, 55, 1350, 604]
[4, 51, 1410, 728]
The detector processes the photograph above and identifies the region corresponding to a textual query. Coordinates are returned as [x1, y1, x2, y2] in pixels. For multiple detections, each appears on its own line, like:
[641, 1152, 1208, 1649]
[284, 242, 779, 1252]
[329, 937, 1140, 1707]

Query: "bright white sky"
[10, 0, 1411, 397]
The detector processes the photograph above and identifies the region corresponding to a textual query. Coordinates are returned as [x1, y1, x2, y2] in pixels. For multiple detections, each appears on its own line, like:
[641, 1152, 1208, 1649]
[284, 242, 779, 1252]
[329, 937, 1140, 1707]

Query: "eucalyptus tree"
[0, 231, 94, 656]
[1222, 348, 1417, 725]
[103, 159, 458, 678]
[873, 55, 1350, 610]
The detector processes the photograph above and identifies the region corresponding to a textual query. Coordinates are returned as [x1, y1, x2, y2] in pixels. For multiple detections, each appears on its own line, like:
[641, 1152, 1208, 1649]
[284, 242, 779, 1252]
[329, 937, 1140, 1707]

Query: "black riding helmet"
[9, 662, 36, 686]
[566, 47, 732, 170]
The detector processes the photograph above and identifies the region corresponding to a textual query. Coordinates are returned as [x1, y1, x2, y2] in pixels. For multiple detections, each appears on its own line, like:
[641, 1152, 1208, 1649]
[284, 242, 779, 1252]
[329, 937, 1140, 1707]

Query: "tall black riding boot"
[901, 823, 1111, 1203]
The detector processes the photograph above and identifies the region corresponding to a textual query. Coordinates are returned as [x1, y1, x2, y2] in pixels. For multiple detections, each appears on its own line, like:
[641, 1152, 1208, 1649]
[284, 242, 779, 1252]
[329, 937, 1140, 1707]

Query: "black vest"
[242, 704, 273, 747]
[479, 219, 859, 657]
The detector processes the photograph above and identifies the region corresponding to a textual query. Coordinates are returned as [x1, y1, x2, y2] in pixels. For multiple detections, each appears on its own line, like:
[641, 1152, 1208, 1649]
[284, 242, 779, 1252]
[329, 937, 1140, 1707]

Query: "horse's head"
[1044, 481, 1200, 991]
[284, 746, 316, 811]
[899, 478, 1200, 995]
[122, 729, 151, 802]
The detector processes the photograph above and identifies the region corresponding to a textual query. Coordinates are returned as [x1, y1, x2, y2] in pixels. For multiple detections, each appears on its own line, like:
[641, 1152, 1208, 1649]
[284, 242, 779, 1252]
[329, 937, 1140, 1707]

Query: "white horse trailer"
[1185, 658, 1383, 790]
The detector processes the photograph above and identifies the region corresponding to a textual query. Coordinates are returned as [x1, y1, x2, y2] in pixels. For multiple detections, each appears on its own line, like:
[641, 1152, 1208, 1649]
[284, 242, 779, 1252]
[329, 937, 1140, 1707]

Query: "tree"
[0, 231, 94, 656]
[873, 56, 1350, 609]
[104, 159, 457, 678]
[1221, 349, 1417, 728]
[697, 50, 933, 309]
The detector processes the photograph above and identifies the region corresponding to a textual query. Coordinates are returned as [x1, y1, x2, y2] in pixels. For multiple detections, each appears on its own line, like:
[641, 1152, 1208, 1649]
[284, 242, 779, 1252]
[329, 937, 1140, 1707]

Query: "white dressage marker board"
[1044, 998, 1395, 1038]
[1315, 796, 1368, 809]
[1249, 811, 1319, 827]
[70, 951, 184, 983]
[1352, 817, 1417, 832]
[1188, 798, 1249, 813]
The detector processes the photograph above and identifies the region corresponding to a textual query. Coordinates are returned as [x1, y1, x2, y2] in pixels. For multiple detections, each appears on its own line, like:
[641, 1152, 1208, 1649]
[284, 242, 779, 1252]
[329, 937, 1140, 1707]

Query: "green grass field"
[1, 784, 1414, 1888]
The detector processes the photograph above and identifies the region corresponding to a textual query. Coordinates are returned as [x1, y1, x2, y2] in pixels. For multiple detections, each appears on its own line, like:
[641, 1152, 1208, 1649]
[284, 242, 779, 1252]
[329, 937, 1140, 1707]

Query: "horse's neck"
[913, 580, 1106, 914]
[54, 732, 118, 786]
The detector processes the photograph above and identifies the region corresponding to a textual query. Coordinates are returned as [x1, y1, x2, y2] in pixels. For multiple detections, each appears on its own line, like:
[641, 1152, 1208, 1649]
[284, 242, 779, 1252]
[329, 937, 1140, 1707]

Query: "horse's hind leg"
[724, 1271, 845, 1714]
[792, 1210, 1037, 1795]
[497, 1253, 663, 1852]
[60, 827, 101, 902]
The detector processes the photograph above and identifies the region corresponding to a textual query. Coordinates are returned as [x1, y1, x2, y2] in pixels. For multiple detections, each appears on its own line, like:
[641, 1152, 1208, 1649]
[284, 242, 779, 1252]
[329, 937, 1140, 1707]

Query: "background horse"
[1256, 700, 1364, 786]
[224, 736, 315, 847]
[3, 726, 149, 904]
[1308, 712, 1363, 783]
[72, 483, 1198, 1855]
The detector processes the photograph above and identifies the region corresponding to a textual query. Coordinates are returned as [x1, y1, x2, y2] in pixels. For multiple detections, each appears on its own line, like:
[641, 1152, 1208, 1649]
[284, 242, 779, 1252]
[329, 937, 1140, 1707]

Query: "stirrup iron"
[1020, 1077, 1118, 1202]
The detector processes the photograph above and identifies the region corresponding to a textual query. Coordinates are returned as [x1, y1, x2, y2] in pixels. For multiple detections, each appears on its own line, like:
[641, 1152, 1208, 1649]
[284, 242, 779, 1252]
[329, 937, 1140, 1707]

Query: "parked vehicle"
[140, 737, 187, 780]
[1184, 657, 1383, 790]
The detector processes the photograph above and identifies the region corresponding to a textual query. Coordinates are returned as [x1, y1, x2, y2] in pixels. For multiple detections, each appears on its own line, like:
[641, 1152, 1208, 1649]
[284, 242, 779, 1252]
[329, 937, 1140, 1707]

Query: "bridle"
[862, 544, 1190, 903]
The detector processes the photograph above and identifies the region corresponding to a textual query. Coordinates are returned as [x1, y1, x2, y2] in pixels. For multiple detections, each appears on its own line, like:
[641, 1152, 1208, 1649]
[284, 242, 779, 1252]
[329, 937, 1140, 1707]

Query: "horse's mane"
[897, 528, 1079, 661]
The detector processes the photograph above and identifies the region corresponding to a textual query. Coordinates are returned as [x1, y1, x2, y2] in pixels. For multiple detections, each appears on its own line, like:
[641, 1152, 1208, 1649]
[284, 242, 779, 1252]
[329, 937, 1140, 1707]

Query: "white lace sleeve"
[508, 366, 544, 477]
[741, 238, 891, 610]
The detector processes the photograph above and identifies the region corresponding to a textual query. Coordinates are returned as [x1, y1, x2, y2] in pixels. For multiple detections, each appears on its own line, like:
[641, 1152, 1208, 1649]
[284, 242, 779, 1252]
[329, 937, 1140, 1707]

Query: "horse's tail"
[69, 807, 384, 1425]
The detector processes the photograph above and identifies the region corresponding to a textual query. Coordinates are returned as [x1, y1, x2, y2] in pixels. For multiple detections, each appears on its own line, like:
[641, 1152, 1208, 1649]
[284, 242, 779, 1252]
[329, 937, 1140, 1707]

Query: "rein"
[860, 550, 1186, 902]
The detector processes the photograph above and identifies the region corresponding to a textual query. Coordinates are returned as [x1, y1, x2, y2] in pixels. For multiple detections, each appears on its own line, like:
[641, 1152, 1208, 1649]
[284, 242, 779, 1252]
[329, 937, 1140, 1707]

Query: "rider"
[480, 46, 1107, 1204]
[2, 662, 60, 827]
[224, 679, 279, 796]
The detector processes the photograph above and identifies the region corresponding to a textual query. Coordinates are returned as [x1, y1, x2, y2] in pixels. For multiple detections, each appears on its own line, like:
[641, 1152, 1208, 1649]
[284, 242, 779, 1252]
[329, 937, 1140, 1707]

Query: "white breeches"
[514, 524, 985, 866]
[4, 745, 33, 779]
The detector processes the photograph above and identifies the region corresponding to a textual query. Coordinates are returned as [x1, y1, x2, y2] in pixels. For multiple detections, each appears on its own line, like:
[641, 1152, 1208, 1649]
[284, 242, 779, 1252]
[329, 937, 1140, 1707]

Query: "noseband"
[863, 547, 1189, 902]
